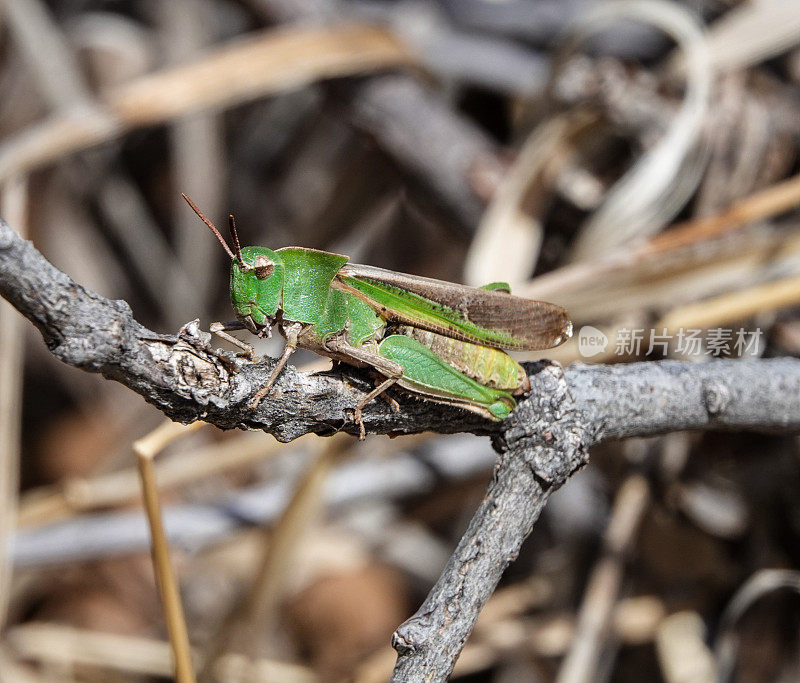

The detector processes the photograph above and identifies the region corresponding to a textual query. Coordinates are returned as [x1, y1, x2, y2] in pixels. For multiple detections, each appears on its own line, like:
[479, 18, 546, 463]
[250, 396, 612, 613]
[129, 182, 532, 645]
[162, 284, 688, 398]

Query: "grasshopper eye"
[253, 255, 275, 280]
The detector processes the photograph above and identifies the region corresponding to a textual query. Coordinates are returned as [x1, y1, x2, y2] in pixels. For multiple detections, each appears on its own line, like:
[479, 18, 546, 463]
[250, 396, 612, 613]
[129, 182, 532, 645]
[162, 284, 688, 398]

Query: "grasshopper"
[183, 195, 572, 437]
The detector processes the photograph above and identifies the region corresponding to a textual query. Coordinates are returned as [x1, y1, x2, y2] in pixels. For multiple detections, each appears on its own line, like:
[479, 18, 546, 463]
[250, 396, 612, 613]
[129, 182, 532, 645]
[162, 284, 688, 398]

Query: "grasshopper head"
[230, 247, 284, 332]
[182, 194, 284, 335]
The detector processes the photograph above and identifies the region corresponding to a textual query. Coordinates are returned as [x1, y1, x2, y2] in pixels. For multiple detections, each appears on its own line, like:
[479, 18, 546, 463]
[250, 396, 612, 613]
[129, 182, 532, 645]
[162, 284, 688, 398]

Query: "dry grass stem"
[655, 612, 717, 683]
[0, 23, 416, 182]
[134, 420, 202, 683]
[658, 273, 800, 333]
[556, 474, 651, 683]
[0, 177, 28, 631]
[7, 621, 189, 678]
[202, 433, 350, 674]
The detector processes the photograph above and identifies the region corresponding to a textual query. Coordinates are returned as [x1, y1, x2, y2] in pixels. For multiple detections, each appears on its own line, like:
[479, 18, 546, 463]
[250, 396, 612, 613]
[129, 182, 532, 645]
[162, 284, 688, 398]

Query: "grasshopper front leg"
[210, 320, 256, 360]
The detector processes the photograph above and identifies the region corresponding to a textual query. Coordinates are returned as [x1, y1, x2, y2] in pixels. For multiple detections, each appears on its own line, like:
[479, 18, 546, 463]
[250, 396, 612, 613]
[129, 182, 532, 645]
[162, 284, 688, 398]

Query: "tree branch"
[0, 218, 497, 441]
[3, 217, 800, 679]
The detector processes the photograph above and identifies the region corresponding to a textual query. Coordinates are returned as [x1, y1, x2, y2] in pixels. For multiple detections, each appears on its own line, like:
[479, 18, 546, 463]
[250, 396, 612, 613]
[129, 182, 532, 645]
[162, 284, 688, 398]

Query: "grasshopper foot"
[248, 390, 267, 410]
[380, 392, 401, 412]
[248, 370, 280, 409]
[351, 375, 401, 439]
[352, 407, 367, 441]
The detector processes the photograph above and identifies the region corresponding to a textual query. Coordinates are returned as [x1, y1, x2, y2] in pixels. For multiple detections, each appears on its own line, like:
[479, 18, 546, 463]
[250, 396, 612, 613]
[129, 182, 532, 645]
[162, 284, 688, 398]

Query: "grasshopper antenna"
[228, 213, 244, 266]
[181, 193, 242, 266]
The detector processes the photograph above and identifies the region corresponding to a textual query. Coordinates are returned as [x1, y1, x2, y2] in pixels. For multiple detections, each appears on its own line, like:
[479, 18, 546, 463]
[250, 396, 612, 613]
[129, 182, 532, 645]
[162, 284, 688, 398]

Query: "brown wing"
[339, 263, 573, 351]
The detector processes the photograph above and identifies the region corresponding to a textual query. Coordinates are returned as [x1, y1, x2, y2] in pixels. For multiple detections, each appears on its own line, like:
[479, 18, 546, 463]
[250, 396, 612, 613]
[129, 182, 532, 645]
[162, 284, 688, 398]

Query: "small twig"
[0, 177, 27, 631]
[134, 421, 200, 683]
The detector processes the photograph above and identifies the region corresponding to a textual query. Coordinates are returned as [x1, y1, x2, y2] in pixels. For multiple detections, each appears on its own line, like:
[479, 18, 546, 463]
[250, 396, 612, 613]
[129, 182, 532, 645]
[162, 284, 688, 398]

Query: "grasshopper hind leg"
[377, 335, 517, 421]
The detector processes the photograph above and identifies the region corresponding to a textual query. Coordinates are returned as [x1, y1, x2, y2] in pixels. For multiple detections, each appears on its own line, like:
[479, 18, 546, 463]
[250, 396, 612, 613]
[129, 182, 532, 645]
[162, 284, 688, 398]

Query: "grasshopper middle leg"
[325, 339, 405, 439]
[249, 323, 304, 409]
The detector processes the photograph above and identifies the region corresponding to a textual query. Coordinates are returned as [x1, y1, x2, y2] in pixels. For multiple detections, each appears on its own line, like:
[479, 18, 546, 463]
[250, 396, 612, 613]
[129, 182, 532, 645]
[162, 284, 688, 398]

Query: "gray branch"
[389, 357, 800, 679]
[3, 218, 800, 680]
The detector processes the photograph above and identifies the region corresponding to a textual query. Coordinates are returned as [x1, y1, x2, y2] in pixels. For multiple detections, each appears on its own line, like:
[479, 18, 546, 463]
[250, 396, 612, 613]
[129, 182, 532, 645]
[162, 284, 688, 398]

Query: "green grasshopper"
[183, 195, 572, 437]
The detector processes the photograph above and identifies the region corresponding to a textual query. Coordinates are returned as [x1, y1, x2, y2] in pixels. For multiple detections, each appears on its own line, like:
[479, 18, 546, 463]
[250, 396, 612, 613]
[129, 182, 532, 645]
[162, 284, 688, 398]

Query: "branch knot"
[702, 378, 731, 417]
[502, 361, 590, 489]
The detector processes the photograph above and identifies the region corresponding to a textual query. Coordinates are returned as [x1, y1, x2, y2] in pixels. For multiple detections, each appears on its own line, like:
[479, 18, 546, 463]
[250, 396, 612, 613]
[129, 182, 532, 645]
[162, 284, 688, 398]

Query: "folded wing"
[337, 263, 572, 351]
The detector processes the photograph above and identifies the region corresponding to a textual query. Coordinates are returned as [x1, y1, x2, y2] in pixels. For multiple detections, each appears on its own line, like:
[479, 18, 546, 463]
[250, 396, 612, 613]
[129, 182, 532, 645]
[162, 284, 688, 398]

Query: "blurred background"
[2, 0, 800, 680]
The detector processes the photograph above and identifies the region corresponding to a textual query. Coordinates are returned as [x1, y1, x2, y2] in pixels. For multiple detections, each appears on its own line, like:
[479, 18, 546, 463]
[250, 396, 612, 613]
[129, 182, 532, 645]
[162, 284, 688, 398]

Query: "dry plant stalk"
[134, 420, 203, 683]
[556, 474, 651, 683]
[0, 23, 416, 182]
[0, 177, 27, 632]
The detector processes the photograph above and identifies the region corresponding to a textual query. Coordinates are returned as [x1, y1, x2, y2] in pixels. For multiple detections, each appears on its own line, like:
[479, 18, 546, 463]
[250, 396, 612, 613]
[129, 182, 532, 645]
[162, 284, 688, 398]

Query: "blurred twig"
[0, 177, 27, 631]
[556, 474, 650, 683]
[135, 421, 200, 683]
